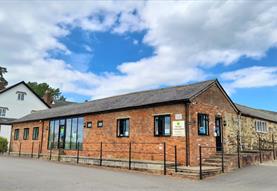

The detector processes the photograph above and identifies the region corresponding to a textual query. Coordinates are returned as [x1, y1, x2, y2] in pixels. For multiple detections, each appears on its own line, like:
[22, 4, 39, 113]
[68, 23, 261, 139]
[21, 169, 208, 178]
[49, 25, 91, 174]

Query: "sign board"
[172, 121, 185, 136]
[175, 114, 183, 120]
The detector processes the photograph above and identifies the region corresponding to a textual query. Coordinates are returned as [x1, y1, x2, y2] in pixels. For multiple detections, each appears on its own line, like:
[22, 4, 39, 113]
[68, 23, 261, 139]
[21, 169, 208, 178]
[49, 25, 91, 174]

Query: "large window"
[255, 120, 268, 133]
[23, 128, 29, 140]
[154, 115, 171, 136]
[117, 118, 129, 137]
[198, 113, 209, 135]
[14, 129, 19, 140]
[32, 127, 39, 140]
[48, 117, 84, 150]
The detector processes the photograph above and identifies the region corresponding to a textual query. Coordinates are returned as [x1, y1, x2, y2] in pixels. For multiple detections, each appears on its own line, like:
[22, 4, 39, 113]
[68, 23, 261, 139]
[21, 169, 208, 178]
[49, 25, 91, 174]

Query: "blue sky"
[56, 28, 277, 111]
[1, 1, 277, 111]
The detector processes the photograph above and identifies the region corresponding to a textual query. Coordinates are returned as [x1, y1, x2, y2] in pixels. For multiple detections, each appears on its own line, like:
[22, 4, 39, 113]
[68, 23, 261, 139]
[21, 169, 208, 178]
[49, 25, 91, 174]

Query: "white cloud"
[221, 66, 277, 94]
[1, 1, 277, 100]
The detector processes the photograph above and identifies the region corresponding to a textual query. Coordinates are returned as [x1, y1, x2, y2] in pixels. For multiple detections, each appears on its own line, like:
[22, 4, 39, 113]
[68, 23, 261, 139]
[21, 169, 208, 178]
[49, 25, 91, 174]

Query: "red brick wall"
[189, 83, 237, 165]
[10, 83, 237, 166]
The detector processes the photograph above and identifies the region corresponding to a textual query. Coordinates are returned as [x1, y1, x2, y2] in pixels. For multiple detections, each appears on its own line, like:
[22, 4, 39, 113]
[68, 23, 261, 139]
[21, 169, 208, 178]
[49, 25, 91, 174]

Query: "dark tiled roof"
[236, 104, 277, 123]
[14, 80, 216, 123]
[0, 117, 16, 125]
[51, 100, 77, 108]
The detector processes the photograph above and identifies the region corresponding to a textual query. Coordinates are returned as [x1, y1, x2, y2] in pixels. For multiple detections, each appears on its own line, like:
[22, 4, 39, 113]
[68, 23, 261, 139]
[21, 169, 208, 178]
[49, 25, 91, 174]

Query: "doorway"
[215, 117, 222, 152]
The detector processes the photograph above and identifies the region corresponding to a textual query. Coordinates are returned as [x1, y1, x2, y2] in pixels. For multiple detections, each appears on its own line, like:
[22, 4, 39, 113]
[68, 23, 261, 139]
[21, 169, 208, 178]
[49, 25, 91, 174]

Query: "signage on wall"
[175, 114, 183, 120]
[172, 121, 185, 136]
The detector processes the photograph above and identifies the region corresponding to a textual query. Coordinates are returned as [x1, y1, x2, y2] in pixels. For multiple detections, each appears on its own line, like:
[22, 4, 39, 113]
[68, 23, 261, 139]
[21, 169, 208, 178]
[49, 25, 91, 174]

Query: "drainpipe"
[238, 112, 242, 150]
[9, 124, 13, 153]
[40, 120, 44, 155]
[185, 100, 191, 166]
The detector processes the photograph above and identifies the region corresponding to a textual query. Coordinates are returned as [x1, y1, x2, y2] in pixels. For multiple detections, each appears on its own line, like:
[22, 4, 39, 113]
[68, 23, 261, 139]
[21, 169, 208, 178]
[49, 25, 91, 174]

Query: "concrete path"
[0, 156, 277, 191]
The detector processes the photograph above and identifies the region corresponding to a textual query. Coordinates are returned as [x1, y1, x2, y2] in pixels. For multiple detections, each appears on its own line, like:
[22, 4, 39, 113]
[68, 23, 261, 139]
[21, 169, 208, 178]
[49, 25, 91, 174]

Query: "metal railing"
[10, 141, 183, 176]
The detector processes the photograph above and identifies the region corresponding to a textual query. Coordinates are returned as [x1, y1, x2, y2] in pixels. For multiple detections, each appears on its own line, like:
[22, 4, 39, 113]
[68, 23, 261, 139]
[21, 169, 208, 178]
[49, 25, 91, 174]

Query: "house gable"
[191, 81, 238, 114]
[0, 82, 49, 119]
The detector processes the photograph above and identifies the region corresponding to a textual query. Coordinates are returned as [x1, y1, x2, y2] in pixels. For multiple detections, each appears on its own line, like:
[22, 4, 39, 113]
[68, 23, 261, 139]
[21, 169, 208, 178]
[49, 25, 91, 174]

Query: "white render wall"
[0, 83, 48, 119]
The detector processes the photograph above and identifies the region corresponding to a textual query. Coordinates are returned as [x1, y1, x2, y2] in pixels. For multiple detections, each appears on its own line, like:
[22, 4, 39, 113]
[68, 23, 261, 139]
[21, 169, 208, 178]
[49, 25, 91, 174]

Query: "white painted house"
[0, 81, 50, 148]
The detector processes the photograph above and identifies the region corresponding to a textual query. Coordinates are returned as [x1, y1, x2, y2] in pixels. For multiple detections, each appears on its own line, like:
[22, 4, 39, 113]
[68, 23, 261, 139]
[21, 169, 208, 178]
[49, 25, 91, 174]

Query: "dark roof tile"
[14, 80, 216, 123]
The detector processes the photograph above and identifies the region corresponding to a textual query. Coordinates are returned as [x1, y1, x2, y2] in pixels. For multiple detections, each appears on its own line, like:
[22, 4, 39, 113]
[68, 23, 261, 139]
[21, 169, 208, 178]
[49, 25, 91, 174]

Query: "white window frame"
[255, 120, 268, 133]
[16, 91, 27, 101]
[0, 107, 8, 117]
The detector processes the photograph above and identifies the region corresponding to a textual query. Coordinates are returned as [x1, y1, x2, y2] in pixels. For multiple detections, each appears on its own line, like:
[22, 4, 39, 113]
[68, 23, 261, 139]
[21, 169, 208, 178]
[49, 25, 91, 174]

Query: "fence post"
[100, 142, 103, 166]
[259, 136, 262, 163]
[221, 146, 224, 173]
[37, 142, 40, 159]
[58, 148, 61, 162]
[31, 142, 34, 158]
[77, 142, 80, 164]
[199, 146, 202, 180]
[129, 142, 132, 170]
[174, 145, 178, 173]
[237, 133, 241, 168]
[49, 144, 52, 161]
[272, 134, 275, 160]
[19, 142, 22, 157]
[163, 142, 166, 175]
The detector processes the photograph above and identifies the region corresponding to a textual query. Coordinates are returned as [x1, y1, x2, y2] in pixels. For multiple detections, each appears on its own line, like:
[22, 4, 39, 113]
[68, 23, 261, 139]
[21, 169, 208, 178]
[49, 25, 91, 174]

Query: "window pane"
[23, 128, 29, 140]
[154, 117, 159, 135]
[14, 129, 19, 140]
[164, 116, 171, 135]
[65, 119, 72, 150]
[53, 120, 59, 148]
[198, 114, 209, 135]
[117, 119, 129, 137]
[71, 118, 78, 150]
[48, 121, 54, 148]
[77, 117, 84, 149]
[33, 127, 39, 140]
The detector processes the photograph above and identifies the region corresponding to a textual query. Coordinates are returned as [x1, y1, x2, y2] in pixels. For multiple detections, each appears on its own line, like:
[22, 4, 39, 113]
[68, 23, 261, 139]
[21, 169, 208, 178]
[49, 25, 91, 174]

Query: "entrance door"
[215, 117, 222, 151]
[58, 120, 65, 149]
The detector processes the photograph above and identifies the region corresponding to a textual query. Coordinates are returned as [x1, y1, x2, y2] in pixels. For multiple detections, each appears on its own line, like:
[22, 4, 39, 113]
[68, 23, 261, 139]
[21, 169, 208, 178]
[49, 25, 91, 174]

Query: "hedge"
[0, 136, 8, 153]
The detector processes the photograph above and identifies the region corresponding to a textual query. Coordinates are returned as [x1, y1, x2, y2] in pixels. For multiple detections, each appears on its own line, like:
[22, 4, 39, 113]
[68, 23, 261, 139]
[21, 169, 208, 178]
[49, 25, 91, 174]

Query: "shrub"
[0, 136, 8, 153]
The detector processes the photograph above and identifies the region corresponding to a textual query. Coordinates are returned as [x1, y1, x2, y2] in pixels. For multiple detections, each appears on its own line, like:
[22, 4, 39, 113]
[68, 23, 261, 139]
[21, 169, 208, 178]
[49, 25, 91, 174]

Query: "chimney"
[43, 90, 53, 106]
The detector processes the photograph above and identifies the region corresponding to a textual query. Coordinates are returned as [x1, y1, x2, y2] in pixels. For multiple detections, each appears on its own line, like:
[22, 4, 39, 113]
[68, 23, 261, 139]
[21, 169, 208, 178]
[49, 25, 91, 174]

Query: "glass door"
[58, 120, 65, 149]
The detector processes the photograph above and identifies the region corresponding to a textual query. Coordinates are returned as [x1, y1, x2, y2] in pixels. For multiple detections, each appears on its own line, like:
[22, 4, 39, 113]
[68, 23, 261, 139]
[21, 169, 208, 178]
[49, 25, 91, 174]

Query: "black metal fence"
[199, 133, 277, 180]
[9, 141, 184, 176]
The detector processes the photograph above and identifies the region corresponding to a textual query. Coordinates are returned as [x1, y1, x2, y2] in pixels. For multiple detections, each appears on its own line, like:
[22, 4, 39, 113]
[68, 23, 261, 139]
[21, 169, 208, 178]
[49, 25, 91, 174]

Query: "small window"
[16, 91, 26, 101]
[32, 127, 39, 140]
[198, 114, 209, 136]
[154, 115, 171, 136]
[117, 118, 129, 137]
[97, 121, 103, 128]
[87, 122, 92, 128]
[255, 120, 268, 133]
[0, 107, 8, 117]
[14, 129, 19, 140]
[23, 128, 29, 140]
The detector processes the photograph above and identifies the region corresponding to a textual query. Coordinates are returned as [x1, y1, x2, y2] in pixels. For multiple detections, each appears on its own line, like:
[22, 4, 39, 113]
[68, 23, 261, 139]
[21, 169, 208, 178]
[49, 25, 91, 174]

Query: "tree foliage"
[27, 82, 66, 101]
[0, 137, 8, 153]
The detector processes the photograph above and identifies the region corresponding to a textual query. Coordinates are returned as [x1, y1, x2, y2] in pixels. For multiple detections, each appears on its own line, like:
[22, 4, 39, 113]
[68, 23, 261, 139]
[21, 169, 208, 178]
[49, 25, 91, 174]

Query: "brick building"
[9, 79, 277, 167]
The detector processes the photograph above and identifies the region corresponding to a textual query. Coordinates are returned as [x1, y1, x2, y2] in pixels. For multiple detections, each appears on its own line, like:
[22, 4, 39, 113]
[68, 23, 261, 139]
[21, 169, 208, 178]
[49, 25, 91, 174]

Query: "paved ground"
[1, 156, 277, 191]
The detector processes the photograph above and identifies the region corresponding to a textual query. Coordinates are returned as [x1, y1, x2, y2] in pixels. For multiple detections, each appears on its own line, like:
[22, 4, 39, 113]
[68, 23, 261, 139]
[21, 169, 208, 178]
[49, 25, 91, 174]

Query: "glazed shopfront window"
[48, 117, 84, 150]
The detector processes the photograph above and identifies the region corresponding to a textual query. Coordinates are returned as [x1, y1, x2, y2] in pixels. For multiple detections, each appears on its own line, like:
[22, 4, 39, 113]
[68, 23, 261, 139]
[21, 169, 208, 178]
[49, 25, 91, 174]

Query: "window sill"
[154, 135, 171, 137]
[198, 134, 209, 136]
[117, 136, 129, 138]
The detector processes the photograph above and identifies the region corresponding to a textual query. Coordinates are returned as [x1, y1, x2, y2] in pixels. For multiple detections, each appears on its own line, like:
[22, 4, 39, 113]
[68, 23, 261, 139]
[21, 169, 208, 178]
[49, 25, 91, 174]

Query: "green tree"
[0, 137, 8, 153]
[27, 82, 66, 101]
